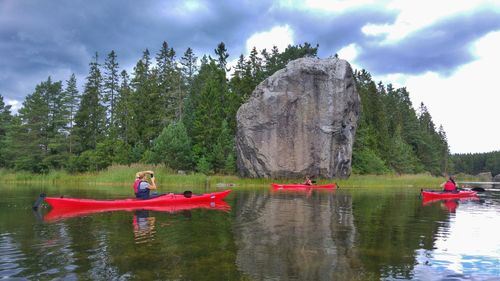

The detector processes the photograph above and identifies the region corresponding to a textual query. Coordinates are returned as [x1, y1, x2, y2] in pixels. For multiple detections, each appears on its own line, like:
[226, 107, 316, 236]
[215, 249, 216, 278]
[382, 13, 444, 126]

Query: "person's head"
[449, 175, 456, 183]
[136, 172, 146, 179]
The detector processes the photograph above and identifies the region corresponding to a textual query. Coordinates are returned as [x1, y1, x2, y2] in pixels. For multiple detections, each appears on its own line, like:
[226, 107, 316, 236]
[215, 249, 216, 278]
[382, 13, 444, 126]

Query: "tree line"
[0, 41, 451, 176]
[352, 70, 450, 175]
[450, 151, 500, 177]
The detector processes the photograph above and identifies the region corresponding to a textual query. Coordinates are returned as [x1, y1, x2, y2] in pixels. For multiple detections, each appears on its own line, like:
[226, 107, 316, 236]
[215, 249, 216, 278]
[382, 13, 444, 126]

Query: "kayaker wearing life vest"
[303, 176, 313, 186]
[133, 171, 157, 199]
[440, 175, 457, 193]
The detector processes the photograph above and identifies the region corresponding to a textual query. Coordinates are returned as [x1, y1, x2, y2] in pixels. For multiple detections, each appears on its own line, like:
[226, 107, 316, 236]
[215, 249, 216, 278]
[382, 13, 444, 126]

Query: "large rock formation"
[236, 57, 360, 178]
[477, 172, 492, 182]
[494, 174, 500, 182]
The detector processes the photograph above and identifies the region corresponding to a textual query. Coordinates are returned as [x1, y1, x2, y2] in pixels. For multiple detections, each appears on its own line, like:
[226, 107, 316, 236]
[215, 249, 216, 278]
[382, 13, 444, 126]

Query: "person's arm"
[149, 177, 157, 190]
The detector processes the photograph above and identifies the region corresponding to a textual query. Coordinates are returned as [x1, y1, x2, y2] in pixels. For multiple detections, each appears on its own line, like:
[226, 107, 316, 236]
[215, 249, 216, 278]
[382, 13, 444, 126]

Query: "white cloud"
[373, 31, 500, 153]
[5, 98, 21, 114]
[304, 0, 379, 12]
[362, 0, 498, 42]
[337, 43, 362, 70]
[245, 25, 294, 54]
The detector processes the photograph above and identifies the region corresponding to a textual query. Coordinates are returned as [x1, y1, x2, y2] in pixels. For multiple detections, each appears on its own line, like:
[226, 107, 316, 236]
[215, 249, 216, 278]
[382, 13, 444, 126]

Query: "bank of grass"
[1, 165, 471, 189]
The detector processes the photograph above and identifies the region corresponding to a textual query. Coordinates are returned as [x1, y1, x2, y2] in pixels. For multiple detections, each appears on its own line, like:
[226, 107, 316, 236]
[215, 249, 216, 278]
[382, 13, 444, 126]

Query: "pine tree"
[15, 77, 67, 171]
[151, 121, 193, 170]
[103, 50, 120, 135]
[74, 53, 106, 152]
[0, 94, 12, 167]
[115, 70, 132, 143]
[156, 41, 182, 123]
[131, 48, 164, 147]
[64, 74, 79, 154]
[186, 59, 229, 169]
[214, 42, 230, 72]
[180, 47, 199, 117]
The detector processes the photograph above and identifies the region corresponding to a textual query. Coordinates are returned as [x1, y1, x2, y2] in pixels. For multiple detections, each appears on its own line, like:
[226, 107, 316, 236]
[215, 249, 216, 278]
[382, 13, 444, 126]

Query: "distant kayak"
[44, 200, 231, 222]
[271, 183, 337, 189]
[44, 190, 232, 209]
[421, 190, 477, 199]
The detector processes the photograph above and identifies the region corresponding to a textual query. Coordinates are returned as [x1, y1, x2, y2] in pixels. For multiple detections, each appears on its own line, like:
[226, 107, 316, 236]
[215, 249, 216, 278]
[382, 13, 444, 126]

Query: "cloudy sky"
[1, 0, 499, 153]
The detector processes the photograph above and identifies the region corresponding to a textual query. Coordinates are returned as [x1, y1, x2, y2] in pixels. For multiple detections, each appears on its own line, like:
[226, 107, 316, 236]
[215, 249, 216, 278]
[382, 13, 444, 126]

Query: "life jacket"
[443, 181, 456, 192]
[133, 178, 142, 194]
[134, 179, 150, 199]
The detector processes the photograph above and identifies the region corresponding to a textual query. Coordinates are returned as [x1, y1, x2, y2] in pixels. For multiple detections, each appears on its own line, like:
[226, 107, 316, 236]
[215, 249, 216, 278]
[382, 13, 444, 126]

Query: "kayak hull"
[421, 190, 477, 199]
[45, 190, 232, 209]
[271, 183, 336, 189]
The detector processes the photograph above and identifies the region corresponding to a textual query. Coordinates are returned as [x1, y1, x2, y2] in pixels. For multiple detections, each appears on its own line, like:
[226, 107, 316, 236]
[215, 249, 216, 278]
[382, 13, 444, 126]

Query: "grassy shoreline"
[1, 164, 475, 189]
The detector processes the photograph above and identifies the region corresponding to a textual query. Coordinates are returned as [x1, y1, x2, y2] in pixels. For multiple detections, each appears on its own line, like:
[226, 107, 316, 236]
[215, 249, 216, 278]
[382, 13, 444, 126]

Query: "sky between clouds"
[1, 0, 499, 153]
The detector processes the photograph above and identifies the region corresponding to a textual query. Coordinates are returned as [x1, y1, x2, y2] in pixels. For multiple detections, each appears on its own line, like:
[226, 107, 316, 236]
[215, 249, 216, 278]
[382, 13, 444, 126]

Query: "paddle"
[149, 190, 193, 199]
[146, 172, 192, 198]
[32, 193, 46, 210]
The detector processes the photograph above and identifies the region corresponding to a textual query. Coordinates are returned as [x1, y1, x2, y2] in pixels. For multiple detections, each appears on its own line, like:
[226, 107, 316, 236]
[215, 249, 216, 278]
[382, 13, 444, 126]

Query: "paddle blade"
[183, 191, 192, 198]
[32, 193, 46, 210]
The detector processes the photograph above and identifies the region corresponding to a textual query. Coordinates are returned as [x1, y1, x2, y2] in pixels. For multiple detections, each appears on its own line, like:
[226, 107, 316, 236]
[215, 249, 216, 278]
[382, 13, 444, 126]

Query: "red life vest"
[133, 179, 142, 194]
[443, 181, 456, 191]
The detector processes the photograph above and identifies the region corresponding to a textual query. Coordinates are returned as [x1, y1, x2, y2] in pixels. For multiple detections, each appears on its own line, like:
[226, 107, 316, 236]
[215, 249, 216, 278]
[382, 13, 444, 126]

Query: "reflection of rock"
[233, 191, 361, 280]
[236, 57, 360, 178]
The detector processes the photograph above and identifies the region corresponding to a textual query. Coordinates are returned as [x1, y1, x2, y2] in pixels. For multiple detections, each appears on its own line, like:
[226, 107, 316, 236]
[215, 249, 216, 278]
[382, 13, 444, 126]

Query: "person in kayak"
[440, 176, 457, 193]
[133, 171, 157, 199]
[303, 176, 313, 186]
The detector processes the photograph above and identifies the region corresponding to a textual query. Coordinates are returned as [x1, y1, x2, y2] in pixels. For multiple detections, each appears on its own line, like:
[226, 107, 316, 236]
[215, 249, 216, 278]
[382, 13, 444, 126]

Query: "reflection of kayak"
[421, 190, 477, 199]
[271, 183, 336, 189]
[45, 190, 232, 209]
[44, 201, 231, 222]
[422, 196, 479, 206]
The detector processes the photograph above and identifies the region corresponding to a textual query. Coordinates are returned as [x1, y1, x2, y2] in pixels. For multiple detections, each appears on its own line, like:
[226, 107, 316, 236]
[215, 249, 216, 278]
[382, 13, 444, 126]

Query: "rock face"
[236, 57, 360, 178]
[494, 174, 500, 182]
[477, 172, 492, 182]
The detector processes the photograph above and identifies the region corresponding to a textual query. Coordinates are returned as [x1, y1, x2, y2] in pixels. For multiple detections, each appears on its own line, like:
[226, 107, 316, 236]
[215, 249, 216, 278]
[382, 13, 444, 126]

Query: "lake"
[1, 183, 499, 280]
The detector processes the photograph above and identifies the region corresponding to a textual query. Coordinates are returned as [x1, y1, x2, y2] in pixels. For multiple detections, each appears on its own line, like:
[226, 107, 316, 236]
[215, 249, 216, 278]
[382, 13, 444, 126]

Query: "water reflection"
[422, 197, 480, 213]
[133, 210, 157, 244]
[233, 190, 365, 280]
[417, 192, 500, 279]
[43, 200, 231, 222]
[2, 186, 500, 280]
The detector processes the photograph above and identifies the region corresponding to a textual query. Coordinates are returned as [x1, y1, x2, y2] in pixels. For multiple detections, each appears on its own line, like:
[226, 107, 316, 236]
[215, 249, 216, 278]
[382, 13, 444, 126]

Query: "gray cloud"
[1, 0, 499, 104]
[354, 8, 500, 75]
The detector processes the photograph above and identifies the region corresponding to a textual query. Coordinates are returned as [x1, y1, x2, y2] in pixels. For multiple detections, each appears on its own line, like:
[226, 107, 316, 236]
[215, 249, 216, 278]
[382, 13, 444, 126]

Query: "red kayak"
[45, 190, 232, 209]
[421, 190, 477, 199]
[271, 183, 336, 190]
[44, 200, 231, 222]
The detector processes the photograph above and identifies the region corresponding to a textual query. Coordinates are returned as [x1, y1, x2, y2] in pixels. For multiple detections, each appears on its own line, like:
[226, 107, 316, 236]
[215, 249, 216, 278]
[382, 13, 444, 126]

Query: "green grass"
[1, 166, 469, 190]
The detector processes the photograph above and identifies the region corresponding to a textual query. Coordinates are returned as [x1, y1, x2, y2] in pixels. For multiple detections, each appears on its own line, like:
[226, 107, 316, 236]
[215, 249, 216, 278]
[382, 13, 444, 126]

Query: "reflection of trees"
[233, 191, 366, 280]
[351, 190, 448, 279]
[1, 197, 242, 280]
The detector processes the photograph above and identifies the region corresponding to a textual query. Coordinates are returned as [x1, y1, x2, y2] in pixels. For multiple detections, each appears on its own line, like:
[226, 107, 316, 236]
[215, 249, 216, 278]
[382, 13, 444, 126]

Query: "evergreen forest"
[0, 41, 467, 176]
[451, 151, 500, 177]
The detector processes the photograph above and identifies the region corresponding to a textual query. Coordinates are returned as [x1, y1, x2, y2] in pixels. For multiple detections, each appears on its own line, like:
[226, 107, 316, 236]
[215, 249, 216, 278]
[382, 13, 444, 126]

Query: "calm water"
[1, 184, 499, 280]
